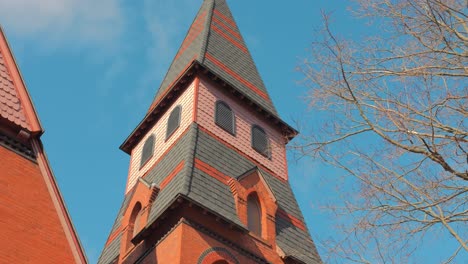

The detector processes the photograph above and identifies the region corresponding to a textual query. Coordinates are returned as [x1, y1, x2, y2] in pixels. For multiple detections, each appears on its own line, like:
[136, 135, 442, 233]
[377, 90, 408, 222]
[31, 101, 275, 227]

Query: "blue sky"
[1, 1, 464, 263]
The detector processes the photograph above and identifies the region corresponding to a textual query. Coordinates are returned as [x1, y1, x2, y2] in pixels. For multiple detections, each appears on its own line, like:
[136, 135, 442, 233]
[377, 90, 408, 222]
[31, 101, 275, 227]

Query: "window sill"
[215, 123, 236, 137]
[248, 231, 272, 248]
[252, 147, 272, 160]
[165, 126, 180, 142]
[139, 156, 154, 171]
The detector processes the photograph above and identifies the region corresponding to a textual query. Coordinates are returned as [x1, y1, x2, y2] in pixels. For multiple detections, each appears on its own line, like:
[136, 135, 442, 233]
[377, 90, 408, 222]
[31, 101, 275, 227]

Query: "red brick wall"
[131, 223, 183, 264]
[119, 204, 288, 264]
[179, 222, 258, 264]
[122, 223, 183, 264]
[0, 145, 76, 263]
[126, 219, 277, 264]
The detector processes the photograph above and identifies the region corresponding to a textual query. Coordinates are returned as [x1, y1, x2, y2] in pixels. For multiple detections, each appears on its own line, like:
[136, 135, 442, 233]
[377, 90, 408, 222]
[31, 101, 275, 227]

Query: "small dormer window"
[247, 193, 262, 237]
[166, 105, 181, 139]
[215, 101, 235, 135]
[140, 135, 155, 167]
[251, 125, 269, 158]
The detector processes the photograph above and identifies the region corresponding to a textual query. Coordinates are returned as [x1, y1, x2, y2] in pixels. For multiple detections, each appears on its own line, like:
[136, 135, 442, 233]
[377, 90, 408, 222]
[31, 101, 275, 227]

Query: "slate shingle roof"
[150, 0, 278, 116]
[98, 233, 121, 264]
[192, 125, 321, 264]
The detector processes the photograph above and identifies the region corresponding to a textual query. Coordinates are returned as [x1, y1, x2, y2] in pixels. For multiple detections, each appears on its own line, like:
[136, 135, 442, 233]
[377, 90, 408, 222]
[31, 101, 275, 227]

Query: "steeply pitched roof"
[0, 26, 87, 263]
[0, 26, 41, 133]
[149, 0, 277, 116]
[121, 0, 298, 155]
[0, 53, 29, 130]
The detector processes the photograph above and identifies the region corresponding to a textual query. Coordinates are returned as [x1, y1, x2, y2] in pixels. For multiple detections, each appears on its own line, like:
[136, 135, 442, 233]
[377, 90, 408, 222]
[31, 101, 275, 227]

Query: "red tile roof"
[0, 50, 30, 130]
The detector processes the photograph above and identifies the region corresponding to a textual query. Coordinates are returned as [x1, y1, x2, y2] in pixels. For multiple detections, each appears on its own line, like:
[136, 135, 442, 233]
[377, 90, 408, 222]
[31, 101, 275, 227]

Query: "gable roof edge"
[31, 140, 88, 263]
[0, 25, 42, 134]
[198, 0, 215, 64]
[237, 167, 277, 203]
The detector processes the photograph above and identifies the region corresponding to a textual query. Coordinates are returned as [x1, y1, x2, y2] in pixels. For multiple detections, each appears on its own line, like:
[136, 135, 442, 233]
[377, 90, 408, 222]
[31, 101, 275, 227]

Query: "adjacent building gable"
[0, 26, 87, 264]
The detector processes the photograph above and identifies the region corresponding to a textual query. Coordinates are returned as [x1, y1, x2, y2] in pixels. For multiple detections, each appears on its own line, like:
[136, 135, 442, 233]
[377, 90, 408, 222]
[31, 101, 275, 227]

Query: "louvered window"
[215, 101, 235, 135]
[166, 105, 181, 139]
[251, 125, 270, 158]
[140, 135, 155, 167]
[247, 194, 262, 237]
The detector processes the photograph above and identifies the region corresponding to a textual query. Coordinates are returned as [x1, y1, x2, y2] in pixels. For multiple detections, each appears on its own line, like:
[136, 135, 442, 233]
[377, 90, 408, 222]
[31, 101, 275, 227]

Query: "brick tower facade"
[99, 1, 321, 263]
[0, 27, 87, 263]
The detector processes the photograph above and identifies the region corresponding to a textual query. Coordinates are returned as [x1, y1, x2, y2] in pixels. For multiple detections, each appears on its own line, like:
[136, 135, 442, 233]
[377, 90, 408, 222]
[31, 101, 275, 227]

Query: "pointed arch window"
[126, 202, 142, 249]
[140, 135, 155, 167]
[247, 193, 262, 237]
[251, 125, 270, 158]
[166, 105, 181, 139]
[215, 101, 235, 135]
[132, 203, 142, 237]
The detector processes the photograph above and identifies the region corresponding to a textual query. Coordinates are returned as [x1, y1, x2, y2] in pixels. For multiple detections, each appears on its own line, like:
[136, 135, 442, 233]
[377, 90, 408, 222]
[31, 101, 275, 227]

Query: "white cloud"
[0, 0, 124, 48]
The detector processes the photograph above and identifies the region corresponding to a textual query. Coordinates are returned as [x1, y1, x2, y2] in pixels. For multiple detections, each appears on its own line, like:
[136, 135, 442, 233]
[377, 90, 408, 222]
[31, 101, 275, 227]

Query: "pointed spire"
[149, 0, 278, 116]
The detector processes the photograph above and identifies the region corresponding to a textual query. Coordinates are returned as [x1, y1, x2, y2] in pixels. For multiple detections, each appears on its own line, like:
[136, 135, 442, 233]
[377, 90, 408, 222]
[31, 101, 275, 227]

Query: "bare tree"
[297, 0, 467, 262]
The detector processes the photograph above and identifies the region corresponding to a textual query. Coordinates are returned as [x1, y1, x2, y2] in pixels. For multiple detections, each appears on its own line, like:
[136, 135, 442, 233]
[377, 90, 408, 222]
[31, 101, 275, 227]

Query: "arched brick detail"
[119, 178, 160, 263]
[229, 169, 278, 245]
[197, 247, 239, 264]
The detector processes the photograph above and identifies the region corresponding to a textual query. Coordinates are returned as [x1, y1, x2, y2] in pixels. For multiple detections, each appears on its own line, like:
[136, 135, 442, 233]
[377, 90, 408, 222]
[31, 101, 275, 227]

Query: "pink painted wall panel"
[197, 78, 288, 180]
[126, 81, 195, 192]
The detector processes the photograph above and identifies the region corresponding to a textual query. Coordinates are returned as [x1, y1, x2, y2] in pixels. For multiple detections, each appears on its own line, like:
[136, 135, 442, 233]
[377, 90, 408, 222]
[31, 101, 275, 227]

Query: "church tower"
[0, 27, 87, 263]
[99, 1, 321, 263]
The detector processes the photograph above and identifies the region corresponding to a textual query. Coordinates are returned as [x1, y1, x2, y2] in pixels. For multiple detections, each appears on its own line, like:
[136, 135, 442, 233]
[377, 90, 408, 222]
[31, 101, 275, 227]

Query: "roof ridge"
[148, 1, 211, 111]
[186, 122, 199, 195]
[198, 0, 215, 64]
[147, 0, 279, 116]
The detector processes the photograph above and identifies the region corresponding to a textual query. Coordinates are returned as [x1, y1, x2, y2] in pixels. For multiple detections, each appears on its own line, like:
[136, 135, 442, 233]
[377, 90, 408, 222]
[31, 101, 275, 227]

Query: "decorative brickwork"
[228, 169, 278, 245]
[198, 247, 240, 264]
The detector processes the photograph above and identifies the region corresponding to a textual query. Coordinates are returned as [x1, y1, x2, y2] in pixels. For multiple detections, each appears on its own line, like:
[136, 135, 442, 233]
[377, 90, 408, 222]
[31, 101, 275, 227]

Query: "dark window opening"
[247, 193, 262, 237]
[127, 202, 142, 248]
[140, 135, 155, 167]
[215, 101, 235, 135]
[166, 105, 181, 139]
[251, 125, 270, 158]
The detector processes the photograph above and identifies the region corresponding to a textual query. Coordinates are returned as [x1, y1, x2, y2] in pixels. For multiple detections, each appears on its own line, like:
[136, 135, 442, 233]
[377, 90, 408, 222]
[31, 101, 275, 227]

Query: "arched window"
[127, 202, 142, 249]
[247, 193, 262, 237]
[166, 105, 181, 139]
[251, 125, 269, 158]
[140, 135, 155, 167]
[215, 101, 235, 135]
